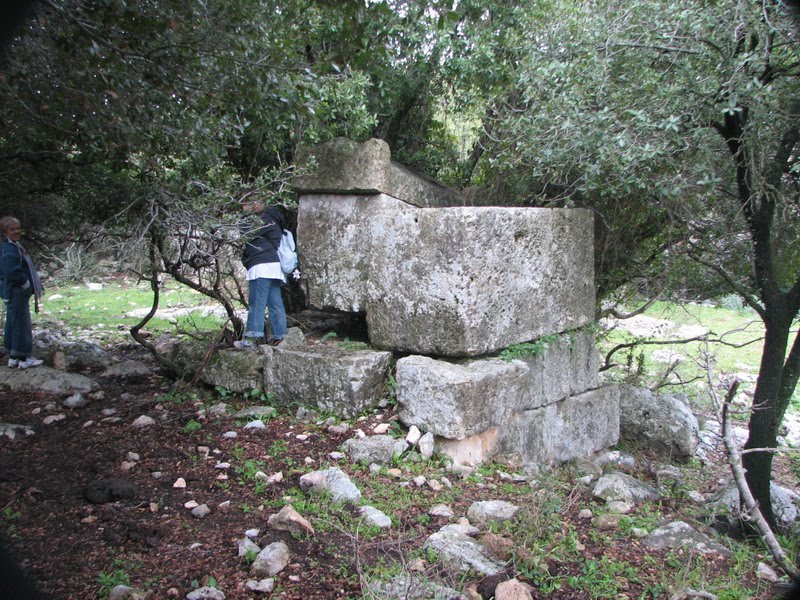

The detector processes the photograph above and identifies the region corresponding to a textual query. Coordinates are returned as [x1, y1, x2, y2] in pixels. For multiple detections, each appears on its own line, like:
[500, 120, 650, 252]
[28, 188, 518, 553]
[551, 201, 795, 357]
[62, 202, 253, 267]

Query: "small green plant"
[267, 440, 289, 458]
[214, 386, 234, 400]
[499, 334, 559, 361]
[321, 331, 338, 342]
[243, 549, 258, 564]
[96, 570, 131, 597]
[235, 458, 267, 483]
[2, 506, 21, 537]
[230, 444, 245, 461]
[338, 338, 369, 350]
[96, 558, 141, 598]
[242, 388, 273, 404]
[182, 419, 203, 434]
[158, 389, 197, 404]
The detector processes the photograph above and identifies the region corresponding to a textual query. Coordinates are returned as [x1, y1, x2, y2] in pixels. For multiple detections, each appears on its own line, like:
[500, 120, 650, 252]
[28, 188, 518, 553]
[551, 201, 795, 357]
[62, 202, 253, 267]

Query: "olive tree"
[470, 0, 800, 528]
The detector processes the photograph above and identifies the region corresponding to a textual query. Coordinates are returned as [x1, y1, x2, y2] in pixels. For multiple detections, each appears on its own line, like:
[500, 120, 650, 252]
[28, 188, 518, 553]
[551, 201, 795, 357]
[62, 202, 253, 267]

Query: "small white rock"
[132, 415, 155, 428]
[406, 425, 422, 446]
[173, 477, 187, 488]
[372, 423, 390, 434]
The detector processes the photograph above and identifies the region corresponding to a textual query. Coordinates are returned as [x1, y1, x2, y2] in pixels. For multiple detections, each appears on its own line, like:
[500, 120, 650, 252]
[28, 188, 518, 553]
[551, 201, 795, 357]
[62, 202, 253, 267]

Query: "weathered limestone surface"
[435, 428, 502, 467]
[264, 345, 391, 418]
[514, 330, 600, 410]
[500, 385, 620, 465]
[298, 199, 595, 356]
[396, 330, 600, 438]
[201, 348, 265, 393]
[396, 355, 528, 439]
[294, 138, 462, 208]
[296, 193, 404, 312]
[618, 386, 699, 461]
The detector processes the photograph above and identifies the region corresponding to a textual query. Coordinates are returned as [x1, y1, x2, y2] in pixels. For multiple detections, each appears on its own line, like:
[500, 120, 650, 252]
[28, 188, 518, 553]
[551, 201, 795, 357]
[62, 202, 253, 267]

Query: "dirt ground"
[0, 342, 792, 600]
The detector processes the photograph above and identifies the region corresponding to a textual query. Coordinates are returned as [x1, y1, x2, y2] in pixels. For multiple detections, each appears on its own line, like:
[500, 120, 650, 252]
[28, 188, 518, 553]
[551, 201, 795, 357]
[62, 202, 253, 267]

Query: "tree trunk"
[743, 316, 792, 529]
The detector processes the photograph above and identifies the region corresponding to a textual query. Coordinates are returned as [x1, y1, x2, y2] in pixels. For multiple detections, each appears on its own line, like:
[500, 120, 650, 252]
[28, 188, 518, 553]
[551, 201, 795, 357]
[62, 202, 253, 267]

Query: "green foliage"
[96, 557, 141, 598]
[182, 419, 203, 435]
[338, 339, 370, 350]
[96, 570, 131, 597]
[499, 334, 560, 362]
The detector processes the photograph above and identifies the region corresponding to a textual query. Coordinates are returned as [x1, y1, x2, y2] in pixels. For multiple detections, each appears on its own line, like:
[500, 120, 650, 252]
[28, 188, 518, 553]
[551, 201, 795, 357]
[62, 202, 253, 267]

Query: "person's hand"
[291, 269, 301, 281]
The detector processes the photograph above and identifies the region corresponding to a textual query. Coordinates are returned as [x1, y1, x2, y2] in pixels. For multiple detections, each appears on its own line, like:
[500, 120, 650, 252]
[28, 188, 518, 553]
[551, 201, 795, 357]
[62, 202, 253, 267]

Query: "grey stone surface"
[251, 541, 290, 578]
[365, 575, 464, 600]
[298, 467, 362, 503]
[294, 137, 462, 207]
[591, 472, 661, 504]
[514, 329, 601, 410]
[0, 365, 97, 394]
[643, 521, 731, 556]
[467, 500, 520, 527]
[500, 385, 620, 466]
[342, 435, 407, 465]
[618, 386, 699, 461]
[201, 348, 265, 393]
[298, 198, 594, 356]
[102, 360, 151, 378]
[265, 345, 391, 418]
[708, 480, 800, 529]
[396, 355, 528, 439]
[423, 526, 505, 576]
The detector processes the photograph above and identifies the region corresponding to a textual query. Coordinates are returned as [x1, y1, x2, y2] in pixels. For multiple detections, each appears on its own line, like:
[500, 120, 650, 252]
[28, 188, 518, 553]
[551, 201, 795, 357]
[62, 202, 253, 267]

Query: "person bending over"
[238, 201, 287, 347]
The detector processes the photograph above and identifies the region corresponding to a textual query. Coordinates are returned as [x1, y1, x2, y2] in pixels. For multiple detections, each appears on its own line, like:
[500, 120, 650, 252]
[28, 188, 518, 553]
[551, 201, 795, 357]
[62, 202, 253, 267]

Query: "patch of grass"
[96, 557, 142, 598]
[338, 339, 370, 350]
[499, 334, 560, 362]
[182, 419, 203, 434]
[598, 300, 792, 410]
[2, 506, 21, 537]
[42, 281, 225, 340]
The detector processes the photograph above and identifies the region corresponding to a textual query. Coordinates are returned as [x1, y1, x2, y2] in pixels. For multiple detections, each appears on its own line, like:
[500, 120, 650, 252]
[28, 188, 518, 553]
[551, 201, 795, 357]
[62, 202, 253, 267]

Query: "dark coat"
[241, 207, 284, 270]
[0, 240, 31, 303]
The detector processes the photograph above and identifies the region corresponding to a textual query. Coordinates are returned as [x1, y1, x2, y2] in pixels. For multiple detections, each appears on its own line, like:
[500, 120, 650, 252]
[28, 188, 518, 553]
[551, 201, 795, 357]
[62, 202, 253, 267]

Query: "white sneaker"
[7, 358, 19, 368]
[233, 339, 255, 349]
[18, 357, 43, 369]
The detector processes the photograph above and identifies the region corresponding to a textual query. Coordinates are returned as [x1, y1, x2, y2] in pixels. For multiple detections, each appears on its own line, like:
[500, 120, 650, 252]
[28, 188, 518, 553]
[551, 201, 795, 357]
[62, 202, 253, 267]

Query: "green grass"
[599, 300, 798, 410]
[40, 280, 226, 339]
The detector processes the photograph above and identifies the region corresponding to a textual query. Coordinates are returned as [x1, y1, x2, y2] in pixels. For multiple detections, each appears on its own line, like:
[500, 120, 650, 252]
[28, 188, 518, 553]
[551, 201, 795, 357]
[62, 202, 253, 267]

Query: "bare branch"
[721, 380, 800, 580]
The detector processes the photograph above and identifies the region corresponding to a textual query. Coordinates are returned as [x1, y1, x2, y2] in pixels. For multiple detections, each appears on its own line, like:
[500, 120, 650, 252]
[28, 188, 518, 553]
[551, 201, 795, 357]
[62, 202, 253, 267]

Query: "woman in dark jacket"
[0, 216, 43, 368]
[238, 202, 287, 346]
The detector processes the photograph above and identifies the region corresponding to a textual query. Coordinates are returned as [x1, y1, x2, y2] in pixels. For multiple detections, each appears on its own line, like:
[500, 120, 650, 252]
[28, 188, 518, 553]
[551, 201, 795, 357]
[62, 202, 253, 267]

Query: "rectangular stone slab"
[298, 198, 594, 356]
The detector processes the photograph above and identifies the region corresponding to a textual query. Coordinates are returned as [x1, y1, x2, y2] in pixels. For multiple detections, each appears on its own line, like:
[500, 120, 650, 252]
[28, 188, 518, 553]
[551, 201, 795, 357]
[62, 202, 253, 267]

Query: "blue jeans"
[245, 278, 287, 340]
[3, 286, 33, 358]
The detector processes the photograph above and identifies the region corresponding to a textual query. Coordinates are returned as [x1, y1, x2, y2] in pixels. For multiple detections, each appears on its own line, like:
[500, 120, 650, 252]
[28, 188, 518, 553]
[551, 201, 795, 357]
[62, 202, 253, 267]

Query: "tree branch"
[721, 380, 799, 581]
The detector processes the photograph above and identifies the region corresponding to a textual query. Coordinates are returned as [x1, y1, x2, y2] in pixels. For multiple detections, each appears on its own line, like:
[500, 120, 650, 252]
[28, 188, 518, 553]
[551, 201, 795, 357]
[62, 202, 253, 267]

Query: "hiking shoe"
[233, 339, 255, 349]
[269, 337, 284, 347]
[7, 358, 19, 368]
[18, 357, 43, 369]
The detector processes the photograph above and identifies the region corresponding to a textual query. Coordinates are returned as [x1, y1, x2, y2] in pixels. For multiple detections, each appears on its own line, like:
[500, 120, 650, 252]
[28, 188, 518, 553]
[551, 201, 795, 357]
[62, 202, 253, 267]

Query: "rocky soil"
[0, 341, 793, 600]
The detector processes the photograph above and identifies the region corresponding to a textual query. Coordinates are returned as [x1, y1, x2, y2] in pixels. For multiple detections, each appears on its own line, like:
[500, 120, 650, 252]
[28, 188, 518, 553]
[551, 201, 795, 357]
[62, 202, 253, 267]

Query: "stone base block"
[500, 385, 620, 465]
[397, 329, 600, 438]
[265, 345, 391, 418]
[396, 355, 528, 439]
[436, 428, 502, 467]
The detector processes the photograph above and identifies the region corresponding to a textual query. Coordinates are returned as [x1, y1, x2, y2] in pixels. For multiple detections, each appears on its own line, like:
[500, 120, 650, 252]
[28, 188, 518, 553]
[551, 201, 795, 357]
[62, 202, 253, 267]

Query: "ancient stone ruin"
[193, 137, 619, 469]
